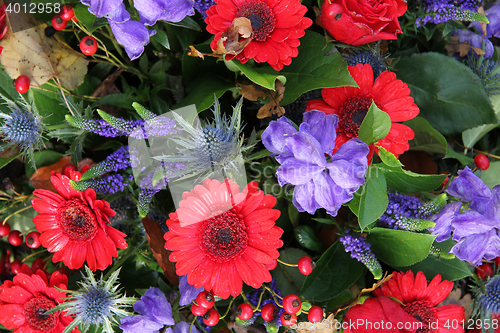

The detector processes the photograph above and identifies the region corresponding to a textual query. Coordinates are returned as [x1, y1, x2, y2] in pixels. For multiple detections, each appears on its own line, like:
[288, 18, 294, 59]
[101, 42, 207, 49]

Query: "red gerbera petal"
[305, 63, 419, 159]
[31, 172, 128, 272]
[164, 179, 283, 299]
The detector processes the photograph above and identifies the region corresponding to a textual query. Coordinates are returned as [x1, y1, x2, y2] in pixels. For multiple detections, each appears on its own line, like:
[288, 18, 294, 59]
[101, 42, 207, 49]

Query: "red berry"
[236, 303, 253, 321]
[80, 36, 98, 56]
[495, 257, 500, 269]
[81, 164, 91, 173]
[60, 5, 74, 21]
[196, 291, 215, 309]
[0, 222, 10, 237]
[25, 231, 41, 249]
[308, 306, 324, 323]
[439, 172, 450, 187]
[31, 258, 46, 273]
[191, 303, 208, 316]
[264, 259, 277, 271]
[8, 230, 23, 246]
[14, 75, 30, 94]
[260, 303, 278, 321]
[203, 308, 219, 327]
[474, 154, 490, 171]
[477, 263, 494, 280]
[298, 256, 315, 275]
[62, 163, 78, 177]
[280, 312, 297, 327]
[283, 294, 301, 314]
[51, 14, 67, 31]
[10, 259, 22, 274]
[54, 267, 70, 277]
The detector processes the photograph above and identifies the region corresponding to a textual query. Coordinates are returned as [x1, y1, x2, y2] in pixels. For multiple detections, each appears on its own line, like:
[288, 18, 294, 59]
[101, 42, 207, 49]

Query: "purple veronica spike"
[109, 19, 156, 60]
[81, 146, 131, 180]
[134, 0, 195, 26]
[340, 232, 382, 277]
[179, 275, 203, 307]
[194, 0, 214, 18]
[262, 110, 369, 216]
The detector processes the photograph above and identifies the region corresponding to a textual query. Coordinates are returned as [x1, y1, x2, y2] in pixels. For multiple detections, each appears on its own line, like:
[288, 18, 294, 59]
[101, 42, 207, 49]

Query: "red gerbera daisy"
[205, 0, 312, 71]
[31, 171, 128, 271]
[373, 271, 465, 332]
[164, 179, 284, 299]
[305, 63, 419, 158]
[0, 268, 79, 333]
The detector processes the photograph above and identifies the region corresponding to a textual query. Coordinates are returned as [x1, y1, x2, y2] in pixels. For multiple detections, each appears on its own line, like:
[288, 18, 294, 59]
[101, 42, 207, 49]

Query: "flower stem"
[277, 259, 298, 267]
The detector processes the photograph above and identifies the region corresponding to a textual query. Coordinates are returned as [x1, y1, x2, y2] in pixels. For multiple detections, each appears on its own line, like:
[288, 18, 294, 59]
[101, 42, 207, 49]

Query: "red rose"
[319, 0, 407, 46]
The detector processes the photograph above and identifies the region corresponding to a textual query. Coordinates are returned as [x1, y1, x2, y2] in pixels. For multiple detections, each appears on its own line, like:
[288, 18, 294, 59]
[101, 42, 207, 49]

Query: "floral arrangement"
[0, 0, 499, 332]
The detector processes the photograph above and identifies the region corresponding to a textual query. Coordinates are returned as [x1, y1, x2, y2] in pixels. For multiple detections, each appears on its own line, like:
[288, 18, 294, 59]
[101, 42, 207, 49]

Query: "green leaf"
[73, 4, 101, 33]
[32, 84, 68, 126]
[151, 29, 170, 50]
[225, 59, 286, 90]
[404, 117, 447, 154]
[366, 228, 436, 267]
[294, 225, 323, 252]
[376, 164, 446, 193]
[358, 166, 388, 230]
[94, 94, 136, 109]
[273, 248, 309, 297]
[462, 94, 500, 149]
[347, 190, 361, 217]
[358, 101, 391, 145]
[0, 153, 21, 170]
[378, 147, 403, 167]
[311, 217, 337, 225]
[26, 150, 64, 179]
[397, 255, 471, 281]
[444, 147, 474, 166]
[481, 161, 500, 189]
[166, 16, 201, 31]
[394, 53, 497, 134]
[302, 242, 365, 302]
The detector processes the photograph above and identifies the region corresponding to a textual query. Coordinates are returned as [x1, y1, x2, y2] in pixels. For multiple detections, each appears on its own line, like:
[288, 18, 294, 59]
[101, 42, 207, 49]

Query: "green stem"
[219, 297, 236, 320]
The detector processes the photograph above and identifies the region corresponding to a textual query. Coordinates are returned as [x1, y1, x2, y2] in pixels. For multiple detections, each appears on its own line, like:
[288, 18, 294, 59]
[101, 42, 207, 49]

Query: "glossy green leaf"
[312, 217, 337, 225]
[481, 161, 500, 189]
[444, 147, 474, 166]
[302, 242, 365, 302]
[397, 256, 471, 281]
[404, 117, 447, 154]
[294, 225, 323, 252]
[358, 101, 391, 145]
[378, 147, 403, 167]
[377, 164, 446, 193]
[166, 16, 201, 31]
[73, 4, 100, 33]
[0, 153, 21, 170]
[32, 85, 68, 126]
[462, 94, 500, 149]
[358, 166, 388, 230]
[273, 248, 309, 297]
[151, 29, 170, 50]
[395, 53, 497, 134]
[226, 59, 286, 90]
[366, 228, 436, 267]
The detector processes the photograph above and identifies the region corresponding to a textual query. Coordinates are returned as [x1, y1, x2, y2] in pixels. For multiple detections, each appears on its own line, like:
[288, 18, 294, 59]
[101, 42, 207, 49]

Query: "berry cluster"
[191, 291, 220, 326]
[0, 222, 41, 249]
[51, 5, 75, 31]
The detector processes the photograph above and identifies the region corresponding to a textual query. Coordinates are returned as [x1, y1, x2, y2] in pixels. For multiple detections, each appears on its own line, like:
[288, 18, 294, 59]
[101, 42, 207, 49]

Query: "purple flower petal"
[312, 172, 345, 216]
[451, 211, 498, 239]
[282, 131, 326, 167]
[470, 2, 500, 38]
[452, 229, 500, 265]
[108, 3, 131, 22]
[327, 139, 368, 189]
[301, 111, 337, 155]
[277, 159, 324, 186]
[85, 0, 124, 18]
[430, 202, 461, 242]
[453, 29, 494, 59]
[179, 275, 203, 307]
[174, 322, 201, 333]
[133, 288, 175, 326]
[262, 117, 297, 155]
[119, 315, 164, 333]
[134, 0, 194, 25]
[293, 181, 320, 214]
[109, 19, 156, 60]
[446, 166, 492, 208]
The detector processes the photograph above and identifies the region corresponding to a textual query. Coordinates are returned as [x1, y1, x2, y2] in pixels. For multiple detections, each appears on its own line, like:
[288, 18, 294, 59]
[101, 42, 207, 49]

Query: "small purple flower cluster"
[415, 0, 481, 26]
[340, 232, 381, 277]
[81, 146, 131, 181]
[194, 0, 215, 18]
[79, 173, 134, 194]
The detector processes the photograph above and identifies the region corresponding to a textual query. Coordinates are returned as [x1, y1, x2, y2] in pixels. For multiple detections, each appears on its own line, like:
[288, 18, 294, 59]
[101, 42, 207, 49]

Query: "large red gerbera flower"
[0, 268, 79, 333]
[164, 179, 284, 299]
[31, 171, 128, 271]
[373, 271, 465, 332]
[306, 63, 419, 158]
[205, 0, 312, 71]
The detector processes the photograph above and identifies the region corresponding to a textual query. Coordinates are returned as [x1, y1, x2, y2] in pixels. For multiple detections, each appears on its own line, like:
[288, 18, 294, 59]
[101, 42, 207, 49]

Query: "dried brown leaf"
[236, 81, 268, 101]
[257, 81, 286, 119]
[296, 313, 338, 333]
[187, 45, 205, 60]
[478, 6, 487, 37]
[91, 70, 123, 98]
[0, 11, 88, 90]
[217, 17, 253, 56]
[142, 216, 179, 285]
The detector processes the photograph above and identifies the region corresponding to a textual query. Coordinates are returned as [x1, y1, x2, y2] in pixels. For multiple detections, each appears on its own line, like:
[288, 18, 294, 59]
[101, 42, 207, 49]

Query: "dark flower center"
[236, 1, 276, 42]
[58, 198, 98, 241]
[200, 211, 248, 262]
[339, 96, 373, 138]
[24, 296, 58, 331]
[403, 301, 437, 333]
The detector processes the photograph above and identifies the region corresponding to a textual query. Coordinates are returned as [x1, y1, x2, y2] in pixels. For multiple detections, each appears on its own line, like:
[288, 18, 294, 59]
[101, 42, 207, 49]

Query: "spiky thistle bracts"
[342, 48, 388, 78]
[466, 58, 500, 96]
[480, 276, 500, 314]
[340, 232, 383, 279]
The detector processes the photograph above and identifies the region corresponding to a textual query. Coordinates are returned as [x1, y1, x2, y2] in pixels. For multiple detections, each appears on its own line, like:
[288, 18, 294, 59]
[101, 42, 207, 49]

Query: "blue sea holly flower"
[179, 275, 203, 307]
[109, 18, 156, 60]
[480, 275, 500, 314]
[262, 110, 369, 216]
[134, 0, 195, 26]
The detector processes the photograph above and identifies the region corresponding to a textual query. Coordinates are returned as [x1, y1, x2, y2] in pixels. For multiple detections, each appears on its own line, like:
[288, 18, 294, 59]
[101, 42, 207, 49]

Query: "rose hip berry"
[477, 263, 494, 280]
[264, 259, 278, 271]
[25, 231, 41, 249]
[308, 306, 324, 323]
[31, 258, 46, 272]
[80, 36, 98, 56]
[495, 257, 500, 269]
[10, 259, 22, 274]
[280, 312, 297, 327]
[260, 303, 278, 321]
[283, 294, 301, 314]
[298, 256, 315, 275]
[60, 5, 74, 21]
[8, 230, 23, 247]
[236, 303, 253, 321]
[54, 267, 70, 277]
[14, 75, 30, 94]
[51, 14, 67, 31]
[62, 163, 78, 177]
[203, 308, 220, 327]
[196, 291, 215, 309]
[191, 303, 208, 316]
[0, 222, 10, 237]
[474, 154, 490, 171]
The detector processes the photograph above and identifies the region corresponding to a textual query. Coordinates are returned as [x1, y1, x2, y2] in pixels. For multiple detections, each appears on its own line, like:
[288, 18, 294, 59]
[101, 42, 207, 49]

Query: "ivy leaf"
[358, 101, 391, 145]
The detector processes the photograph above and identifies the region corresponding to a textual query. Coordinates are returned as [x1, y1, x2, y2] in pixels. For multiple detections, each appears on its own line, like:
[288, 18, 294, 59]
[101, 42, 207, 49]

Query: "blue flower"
[194, 0, 214, 18]
[470, 1, 500, 38]
[340, 231, 382, 279]
[80, 0, 129, 20]
[178, 275, 203, 307]
[134, 0, 195, 26]
[109, 18, 157, 61]
[430, 167, 500, 264]
[452, 29, 494, 59]
[480, 275, 500, 314]
[173, 321, 201, 333]
[262, 111, 369, 216]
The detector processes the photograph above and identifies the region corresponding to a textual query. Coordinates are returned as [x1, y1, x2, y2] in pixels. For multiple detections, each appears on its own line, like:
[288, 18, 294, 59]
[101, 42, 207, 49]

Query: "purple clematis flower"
[470, 1, 500, 38]
[179, 275, 203, 306]
[134, 0, 195, 26]
[430, 167, 500, 265]
[452, 29, 494, 59]
[80, 0, 129, 21]
[262, 111, 369, 216]
[109, 18, 156, 60]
